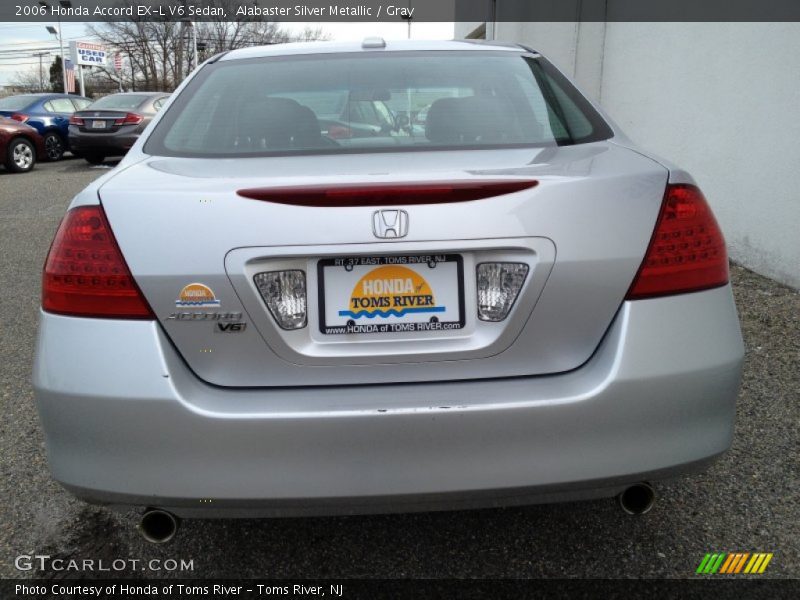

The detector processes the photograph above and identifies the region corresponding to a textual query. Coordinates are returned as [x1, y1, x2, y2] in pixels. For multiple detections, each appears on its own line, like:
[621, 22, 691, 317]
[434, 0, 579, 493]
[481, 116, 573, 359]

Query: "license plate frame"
[317, 254, 465, 335]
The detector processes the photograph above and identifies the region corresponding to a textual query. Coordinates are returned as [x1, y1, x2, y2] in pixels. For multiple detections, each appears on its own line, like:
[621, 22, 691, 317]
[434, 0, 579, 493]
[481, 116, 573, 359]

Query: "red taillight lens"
[42, 205, 154, 319]
[627, 184, 728, 299]
[237, 180, 538, 207]
[327, 125, 353, 139]
[11, 113, 28, 123]
[114, 112, 143, 125]
[69, 114, 85, 125]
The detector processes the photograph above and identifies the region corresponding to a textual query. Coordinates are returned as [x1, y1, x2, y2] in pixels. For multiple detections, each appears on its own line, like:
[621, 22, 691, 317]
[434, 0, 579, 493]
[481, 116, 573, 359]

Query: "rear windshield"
[89, 94, 151, 110]
[145, 51, 613, 158]
[0, 95, 37, 111]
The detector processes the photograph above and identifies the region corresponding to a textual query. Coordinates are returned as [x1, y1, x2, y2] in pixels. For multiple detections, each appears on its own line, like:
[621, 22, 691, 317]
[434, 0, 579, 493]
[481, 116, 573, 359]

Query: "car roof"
[220, 39, 530, 62]
[97, 92, 169, 98]
[21, 93, 82, 98]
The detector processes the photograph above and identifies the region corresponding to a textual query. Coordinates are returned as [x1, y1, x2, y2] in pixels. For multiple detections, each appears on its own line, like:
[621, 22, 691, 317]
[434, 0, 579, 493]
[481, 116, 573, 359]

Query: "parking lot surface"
[0, 158, 798, 580]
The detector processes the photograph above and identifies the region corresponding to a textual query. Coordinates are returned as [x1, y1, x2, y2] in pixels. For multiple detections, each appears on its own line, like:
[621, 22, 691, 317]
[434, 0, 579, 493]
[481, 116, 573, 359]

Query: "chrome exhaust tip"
[618, 482, 656, 515]
[138, 509, 179, 543]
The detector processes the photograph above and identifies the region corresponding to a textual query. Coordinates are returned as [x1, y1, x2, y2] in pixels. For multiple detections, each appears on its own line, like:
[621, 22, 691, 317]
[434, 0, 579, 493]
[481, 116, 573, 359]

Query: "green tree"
[49, 56, 63, 93]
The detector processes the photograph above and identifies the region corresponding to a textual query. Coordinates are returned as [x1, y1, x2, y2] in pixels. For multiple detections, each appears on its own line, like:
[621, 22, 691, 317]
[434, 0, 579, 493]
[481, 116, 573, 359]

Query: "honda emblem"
[372, 210, 409, 239]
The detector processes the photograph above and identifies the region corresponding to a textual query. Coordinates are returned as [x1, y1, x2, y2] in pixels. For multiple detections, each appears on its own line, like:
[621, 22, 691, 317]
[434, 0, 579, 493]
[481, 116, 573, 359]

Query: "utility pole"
[176, 0, 189, 85]
[190, 21, 198, 72]
[176, 21, 185, 84]
[33, 51, 49, 91]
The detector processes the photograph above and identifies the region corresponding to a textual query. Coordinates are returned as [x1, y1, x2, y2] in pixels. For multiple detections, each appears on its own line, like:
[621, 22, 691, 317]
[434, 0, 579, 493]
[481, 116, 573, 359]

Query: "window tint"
[0, 95, 37, 111]
[48, 98, 76, 113]
[374, 102, 395, 128]
[146, 52, 612, 158]
[514, 74, 560, 139]
[89, 94, 151, 110]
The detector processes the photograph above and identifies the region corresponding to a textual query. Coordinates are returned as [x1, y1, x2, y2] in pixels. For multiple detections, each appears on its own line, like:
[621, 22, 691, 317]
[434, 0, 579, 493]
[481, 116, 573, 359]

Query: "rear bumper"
[32, 285, 744, 517]
[68, 128, 139, 155]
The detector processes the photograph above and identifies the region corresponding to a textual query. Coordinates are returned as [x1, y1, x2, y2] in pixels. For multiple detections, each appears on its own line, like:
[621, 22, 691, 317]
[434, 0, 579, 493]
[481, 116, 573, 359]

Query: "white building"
[457, 17, 800, 288]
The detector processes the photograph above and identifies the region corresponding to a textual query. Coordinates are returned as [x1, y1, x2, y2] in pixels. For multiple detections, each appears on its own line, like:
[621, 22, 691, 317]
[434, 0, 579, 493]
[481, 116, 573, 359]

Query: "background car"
[68, 92, 170, 164]
[0, 93, 91, 161]
[0, 116, 46, 173]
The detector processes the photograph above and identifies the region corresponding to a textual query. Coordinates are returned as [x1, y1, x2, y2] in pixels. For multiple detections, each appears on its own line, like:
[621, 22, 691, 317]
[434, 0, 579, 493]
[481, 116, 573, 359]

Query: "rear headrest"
[238, 97, 324, 150]
[424, 97, 462, 144]
[425, 95, 539, 144]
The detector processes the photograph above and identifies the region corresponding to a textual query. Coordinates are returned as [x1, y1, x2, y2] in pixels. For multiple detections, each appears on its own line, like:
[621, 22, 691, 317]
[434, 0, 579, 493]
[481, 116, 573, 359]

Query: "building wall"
[457, 19, 800, 288]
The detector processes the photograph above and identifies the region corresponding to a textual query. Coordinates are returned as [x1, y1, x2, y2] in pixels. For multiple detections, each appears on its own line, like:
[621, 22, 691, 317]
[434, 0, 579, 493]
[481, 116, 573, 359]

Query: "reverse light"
[69, 115, 85, 126]
[42, 205, 154, 319]
[114, 112, 143, 125]
[627, 184, 728, 299]
[10, 113, 29, 123]
[254, 270, 307, 330]
[477, 263, 529, 321]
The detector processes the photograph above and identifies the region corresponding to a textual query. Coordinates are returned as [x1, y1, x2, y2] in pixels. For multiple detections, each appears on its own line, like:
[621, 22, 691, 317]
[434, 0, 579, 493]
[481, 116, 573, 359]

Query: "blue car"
[0, 93, 91, 161]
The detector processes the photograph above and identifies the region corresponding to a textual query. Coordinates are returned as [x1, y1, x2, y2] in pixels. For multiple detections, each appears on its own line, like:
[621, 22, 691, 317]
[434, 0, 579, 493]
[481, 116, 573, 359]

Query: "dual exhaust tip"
[618, 482, 656, 515]
[137, 484, 654, 542]
[139, 509, 179, 544]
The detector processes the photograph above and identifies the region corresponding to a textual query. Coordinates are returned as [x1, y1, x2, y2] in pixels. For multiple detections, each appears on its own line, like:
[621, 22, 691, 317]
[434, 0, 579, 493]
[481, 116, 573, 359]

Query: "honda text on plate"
[33, 40, 744, 542]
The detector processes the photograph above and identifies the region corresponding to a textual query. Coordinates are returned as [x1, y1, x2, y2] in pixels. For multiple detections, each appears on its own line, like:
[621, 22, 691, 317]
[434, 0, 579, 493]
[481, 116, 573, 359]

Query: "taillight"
[11, 113, 28, 123]
[42, 205, 154, 319]
[627, 184, 728, 299]
[327, 125, 353, 139]
[114, 112, 143, 125]
[69, 114, 85, 126]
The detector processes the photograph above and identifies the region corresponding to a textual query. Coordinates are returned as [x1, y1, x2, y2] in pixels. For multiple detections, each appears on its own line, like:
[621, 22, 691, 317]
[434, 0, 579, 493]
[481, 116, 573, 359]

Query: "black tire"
[42, 131, 65, 161]
[84, 154, 106, 165]
[4, 137, 36, 173]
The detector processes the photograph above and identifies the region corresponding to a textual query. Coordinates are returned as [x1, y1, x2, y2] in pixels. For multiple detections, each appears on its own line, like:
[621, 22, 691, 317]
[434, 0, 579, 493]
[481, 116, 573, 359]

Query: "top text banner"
[3, 0, 800, 22]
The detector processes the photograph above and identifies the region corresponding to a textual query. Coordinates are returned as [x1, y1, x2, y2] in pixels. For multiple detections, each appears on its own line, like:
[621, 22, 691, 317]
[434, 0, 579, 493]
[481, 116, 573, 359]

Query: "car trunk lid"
[72, 110, 138, 133]
[98, 142, 668, 387]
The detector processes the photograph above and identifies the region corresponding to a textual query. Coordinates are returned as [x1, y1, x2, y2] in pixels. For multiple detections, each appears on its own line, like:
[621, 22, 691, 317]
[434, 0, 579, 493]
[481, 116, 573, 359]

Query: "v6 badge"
[216, 322, 247, 333]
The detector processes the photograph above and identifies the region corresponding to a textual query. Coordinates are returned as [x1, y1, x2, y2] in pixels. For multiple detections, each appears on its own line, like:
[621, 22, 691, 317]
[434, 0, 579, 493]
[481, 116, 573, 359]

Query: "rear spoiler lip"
[236, 180, 538, 207]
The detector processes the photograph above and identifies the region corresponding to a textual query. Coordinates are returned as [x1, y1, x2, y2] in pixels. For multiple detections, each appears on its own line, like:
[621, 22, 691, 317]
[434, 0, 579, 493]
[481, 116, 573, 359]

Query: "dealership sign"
[69, 41, 107, 66]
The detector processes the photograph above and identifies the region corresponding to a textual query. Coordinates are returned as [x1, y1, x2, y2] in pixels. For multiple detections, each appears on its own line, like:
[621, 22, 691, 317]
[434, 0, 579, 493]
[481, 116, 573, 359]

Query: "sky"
[0, 21, 455, 87]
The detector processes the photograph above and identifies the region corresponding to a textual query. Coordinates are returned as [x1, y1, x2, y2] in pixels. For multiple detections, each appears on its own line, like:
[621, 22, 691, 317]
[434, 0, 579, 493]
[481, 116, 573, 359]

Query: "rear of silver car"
[33, 41, 743, 519]
[68, 92, 169, 163]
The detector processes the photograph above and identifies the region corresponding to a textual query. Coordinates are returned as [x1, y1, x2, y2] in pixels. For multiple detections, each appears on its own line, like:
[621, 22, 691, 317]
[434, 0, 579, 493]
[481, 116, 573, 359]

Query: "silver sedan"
[33, 40, 743, 542]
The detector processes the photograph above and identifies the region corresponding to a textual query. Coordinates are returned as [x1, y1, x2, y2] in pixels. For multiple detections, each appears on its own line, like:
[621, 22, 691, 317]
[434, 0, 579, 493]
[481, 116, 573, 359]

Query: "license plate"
[318, 254, 465, 335]
[91, 120, 106, 129]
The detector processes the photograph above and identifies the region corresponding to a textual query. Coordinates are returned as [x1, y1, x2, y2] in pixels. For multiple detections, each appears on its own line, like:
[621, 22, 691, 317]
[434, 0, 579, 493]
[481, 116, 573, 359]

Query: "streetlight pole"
[404, 1, 413, 39]
[40, 1, 72, 94]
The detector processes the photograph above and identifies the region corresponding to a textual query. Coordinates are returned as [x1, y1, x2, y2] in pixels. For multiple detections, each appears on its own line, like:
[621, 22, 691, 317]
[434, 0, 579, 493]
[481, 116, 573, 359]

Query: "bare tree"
[193, 1, 330, 53]
[289, 26, 331, 43]
[9, 68, 42, 93]
[87, 17, 183, 92]
[86, 0, 330, 93]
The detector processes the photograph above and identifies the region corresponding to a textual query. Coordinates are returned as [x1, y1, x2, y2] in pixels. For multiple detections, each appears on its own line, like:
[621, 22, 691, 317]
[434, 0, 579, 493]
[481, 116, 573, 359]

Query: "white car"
[33, 40, 743, 543]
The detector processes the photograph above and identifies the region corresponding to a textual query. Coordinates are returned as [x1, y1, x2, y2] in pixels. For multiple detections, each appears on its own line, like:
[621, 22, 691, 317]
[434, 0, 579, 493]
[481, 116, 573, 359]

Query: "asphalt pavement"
[0, 157, 798, 581]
